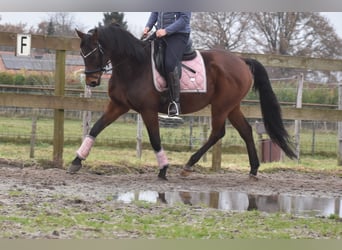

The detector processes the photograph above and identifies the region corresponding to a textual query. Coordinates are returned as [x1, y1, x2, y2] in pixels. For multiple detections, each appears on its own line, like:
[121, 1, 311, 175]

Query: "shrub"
[14, 74, 26, 85]
[0, 72, 14, 85]
[24, 74, 51, 85]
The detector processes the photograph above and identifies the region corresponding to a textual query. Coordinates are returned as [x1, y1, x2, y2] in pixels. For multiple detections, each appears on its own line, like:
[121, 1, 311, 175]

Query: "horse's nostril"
[89, 81, 98, 87]
[86, 75, 101, 87]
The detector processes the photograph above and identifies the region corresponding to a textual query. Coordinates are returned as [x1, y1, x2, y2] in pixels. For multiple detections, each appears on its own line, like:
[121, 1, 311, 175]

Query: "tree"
[49, 12, 77, 36]
[191, 12, 251, 51]
[248, 12, 342, 81]
[0, 22, 27, 33]
[192, 12, 342, 81]
[0, 22, 33, 52]
[47, 20, 55, 36]
[35, 21, 49, 35]
[0, 17, 31, 51]
[35, 12, 79, 37]
[249, 12, 342, 59]
[100, 12, 128, 29]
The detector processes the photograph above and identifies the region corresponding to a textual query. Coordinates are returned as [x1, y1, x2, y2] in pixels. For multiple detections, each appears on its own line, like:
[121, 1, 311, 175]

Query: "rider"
[143, 12, 191, 117]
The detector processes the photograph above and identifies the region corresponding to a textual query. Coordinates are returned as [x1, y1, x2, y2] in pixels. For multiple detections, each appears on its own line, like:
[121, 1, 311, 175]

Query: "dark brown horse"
[68, 24, 296, 179]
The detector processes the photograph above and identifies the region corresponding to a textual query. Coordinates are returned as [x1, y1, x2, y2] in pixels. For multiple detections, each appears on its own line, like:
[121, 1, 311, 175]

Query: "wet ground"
[113, 190, 342, 217]
[1, 159, 342, 238]
[0, 159, 341, 207]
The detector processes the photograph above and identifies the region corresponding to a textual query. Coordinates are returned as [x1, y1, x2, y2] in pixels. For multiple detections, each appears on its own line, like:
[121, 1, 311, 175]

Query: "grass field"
[0, 140, 340, 174]
[1, 117, 341, 240]
[1, 198, 341, 239]
[0, 115, 340, 172]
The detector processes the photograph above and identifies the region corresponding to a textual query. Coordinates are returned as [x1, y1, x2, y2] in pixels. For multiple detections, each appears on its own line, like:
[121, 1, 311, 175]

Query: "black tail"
[244, 58, 297, 159]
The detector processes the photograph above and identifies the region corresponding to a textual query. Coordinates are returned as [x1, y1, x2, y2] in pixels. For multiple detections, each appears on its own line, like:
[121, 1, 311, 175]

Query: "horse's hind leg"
[182, 115, 226, 175]
[67, 101, 128, 174]
[228, 108, 260, 177]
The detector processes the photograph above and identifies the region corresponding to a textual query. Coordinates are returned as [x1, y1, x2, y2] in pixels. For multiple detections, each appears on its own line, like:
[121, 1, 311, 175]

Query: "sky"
[0, 12, 342, 38]
[0, 12, 150, 36]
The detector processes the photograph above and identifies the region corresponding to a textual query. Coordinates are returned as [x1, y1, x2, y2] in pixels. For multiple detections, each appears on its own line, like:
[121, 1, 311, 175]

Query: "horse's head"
[76, 28, 108, 87]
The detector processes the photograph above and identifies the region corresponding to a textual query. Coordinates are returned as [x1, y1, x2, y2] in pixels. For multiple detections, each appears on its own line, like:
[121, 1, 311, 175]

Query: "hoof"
[67, 164, 82, 174]
[184, 165, 195, 171]
[180, 165, 194, 177]
[158, 165, 168, 181]
[249, 174, 258, 181]
[158, 175, 168, 181]
[180, 170, 191, 177]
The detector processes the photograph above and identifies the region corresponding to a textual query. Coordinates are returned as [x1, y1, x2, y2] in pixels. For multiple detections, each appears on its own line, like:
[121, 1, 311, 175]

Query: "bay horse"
[68, 24, 296, 180]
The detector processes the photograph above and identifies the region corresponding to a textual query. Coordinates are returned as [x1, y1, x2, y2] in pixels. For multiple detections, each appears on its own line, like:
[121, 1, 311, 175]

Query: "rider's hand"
[156, 29, 167, 38]
[142, 27, 150, 39]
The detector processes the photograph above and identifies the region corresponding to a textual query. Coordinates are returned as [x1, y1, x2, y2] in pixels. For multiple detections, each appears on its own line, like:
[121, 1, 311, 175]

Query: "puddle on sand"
[113, 190, 342, 218]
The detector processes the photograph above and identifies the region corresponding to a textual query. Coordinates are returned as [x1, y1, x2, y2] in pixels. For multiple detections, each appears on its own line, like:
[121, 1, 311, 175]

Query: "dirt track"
[1, 159, 341, 239]
[1, 160, 341, 199]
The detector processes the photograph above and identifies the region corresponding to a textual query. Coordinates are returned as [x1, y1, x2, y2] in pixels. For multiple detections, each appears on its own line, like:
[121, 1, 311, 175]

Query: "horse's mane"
[96, 24, 147, 63]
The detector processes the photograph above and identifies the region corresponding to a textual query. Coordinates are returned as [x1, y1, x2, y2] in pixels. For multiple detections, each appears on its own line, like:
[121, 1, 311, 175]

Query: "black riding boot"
[167, 70, 181, 117]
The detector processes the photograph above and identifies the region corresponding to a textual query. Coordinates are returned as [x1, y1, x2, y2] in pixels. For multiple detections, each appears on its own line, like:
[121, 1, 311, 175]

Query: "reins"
[81, 36, 155, 76]
[143, 32, 196, 74]
[81, 29, 184, 77]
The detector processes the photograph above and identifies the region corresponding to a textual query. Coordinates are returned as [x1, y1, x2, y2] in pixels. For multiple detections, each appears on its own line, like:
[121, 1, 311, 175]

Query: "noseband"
[80, 43, 110, 75]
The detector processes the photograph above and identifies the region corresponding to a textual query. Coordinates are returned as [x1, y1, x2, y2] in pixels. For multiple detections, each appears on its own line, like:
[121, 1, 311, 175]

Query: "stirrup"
[168, 101, 180, 117]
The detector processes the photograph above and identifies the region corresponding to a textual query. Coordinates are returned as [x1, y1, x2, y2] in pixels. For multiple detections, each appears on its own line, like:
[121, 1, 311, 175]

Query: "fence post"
[82, 75, 92, 140]
[189, 116, 194, 150]
[338, 83, 342, 166]
[53, 50, 65, 168]
[294, 73, 304, 162]
[311, 121, 316, 156]
[212, 139, 222, 171]
[136, 114, 143, 158]
[202, 117, 209, 162]
[30, 108, 38, 158]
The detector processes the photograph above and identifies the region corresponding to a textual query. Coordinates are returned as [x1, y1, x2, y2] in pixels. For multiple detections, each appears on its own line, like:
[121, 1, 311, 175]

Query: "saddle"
[151, 46, 207, 94]
[153, 38, 197, 78]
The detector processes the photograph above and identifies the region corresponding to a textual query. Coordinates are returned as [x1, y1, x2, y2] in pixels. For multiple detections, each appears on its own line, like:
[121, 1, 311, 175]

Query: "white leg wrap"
[155, 149, 169, 169]
[76, 135, 95, 160]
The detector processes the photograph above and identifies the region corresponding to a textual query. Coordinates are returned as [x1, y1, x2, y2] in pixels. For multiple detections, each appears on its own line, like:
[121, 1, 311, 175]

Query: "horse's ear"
[91, 28, 99, 42]
[75, 29, 84, 39]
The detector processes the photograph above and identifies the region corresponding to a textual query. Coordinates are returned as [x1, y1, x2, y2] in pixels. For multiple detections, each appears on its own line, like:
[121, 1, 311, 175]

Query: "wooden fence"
[1, 31, 342, 167]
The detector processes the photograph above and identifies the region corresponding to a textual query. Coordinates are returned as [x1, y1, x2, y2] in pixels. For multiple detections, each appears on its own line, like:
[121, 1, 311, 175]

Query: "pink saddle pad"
[151, 49, 207, 93]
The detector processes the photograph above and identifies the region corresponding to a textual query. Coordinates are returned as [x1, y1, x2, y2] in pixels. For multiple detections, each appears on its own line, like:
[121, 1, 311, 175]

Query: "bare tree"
[248, 12, 342, 81]
[0, 22, 30, 51]
[48, 12, 76, 36]
[249, 12, 342, 58]
[301, 13, 342, 58]
[35, 12, 86, 37]
[191, 12, 251, 51]
[0, 22, 27, 33]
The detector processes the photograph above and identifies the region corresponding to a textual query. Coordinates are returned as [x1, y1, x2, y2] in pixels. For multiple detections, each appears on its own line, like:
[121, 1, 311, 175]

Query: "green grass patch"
[0, 115, 338, 156]
[0, 200, 341, 239]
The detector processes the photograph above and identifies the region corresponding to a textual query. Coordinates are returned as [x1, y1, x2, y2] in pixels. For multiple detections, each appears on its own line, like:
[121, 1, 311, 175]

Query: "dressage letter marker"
[16, 34, 31, 56]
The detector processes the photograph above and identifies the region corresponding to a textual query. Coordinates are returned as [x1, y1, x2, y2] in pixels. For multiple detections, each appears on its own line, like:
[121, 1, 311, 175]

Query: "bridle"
[80, 42, 111, 75]
[80, 29, 153, 77]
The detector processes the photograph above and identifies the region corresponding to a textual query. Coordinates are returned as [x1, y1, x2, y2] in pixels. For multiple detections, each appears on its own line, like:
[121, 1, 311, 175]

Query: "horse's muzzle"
[88, 81, 100, 87]
[85, 74, 101, 87]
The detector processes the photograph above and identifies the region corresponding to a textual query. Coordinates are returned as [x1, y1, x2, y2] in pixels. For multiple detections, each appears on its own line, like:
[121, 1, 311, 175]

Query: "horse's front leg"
[67, 101, 128, 174]
[140, 111, 169, 180]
